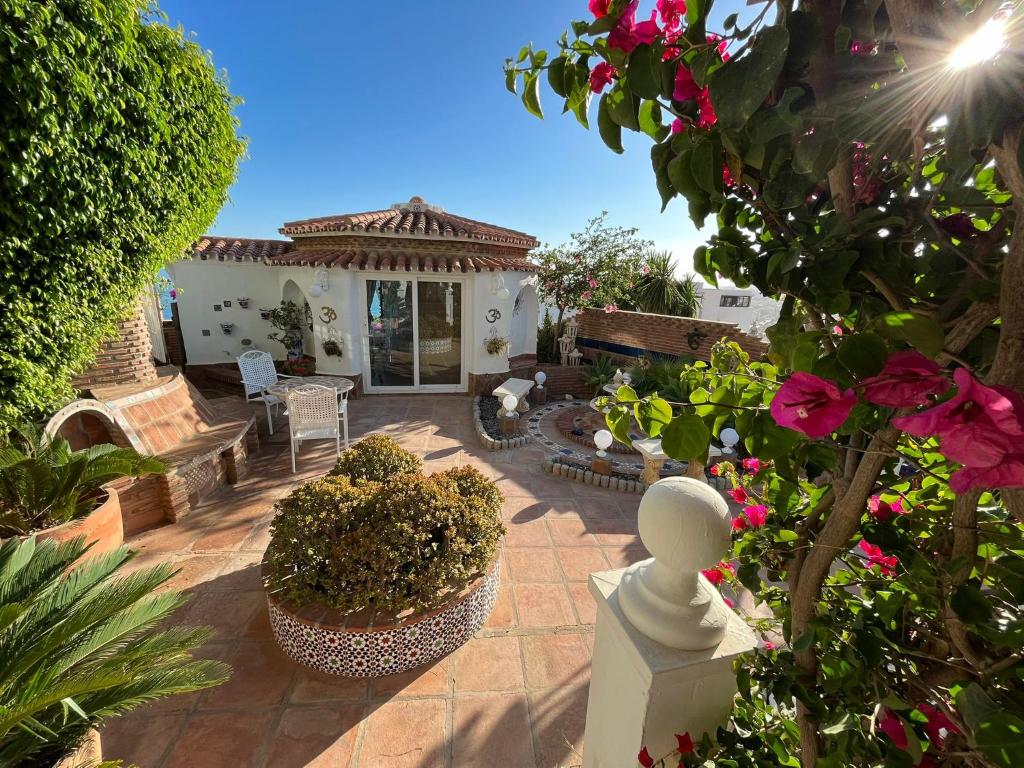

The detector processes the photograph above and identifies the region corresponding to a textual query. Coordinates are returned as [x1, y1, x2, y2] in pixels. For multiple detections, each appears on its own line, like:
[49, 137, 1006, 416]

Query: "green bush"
[328, 434, 423, 483]
[0, 536, 229, 766]
[265, 466, 504, 614]
[419, 314, 454, 340]
[626, 356, 696, 402]
[0, 424, 164, 536]
[582, 354, 617, 395]
[0, 0, 245, 425]
[536, 312, 559, 364]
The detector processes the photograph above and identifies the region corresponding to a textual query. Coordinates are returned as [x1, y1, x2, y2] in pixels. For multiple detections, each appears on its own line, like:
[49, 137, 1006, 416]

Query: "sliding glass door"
[364, 277, 465, 392]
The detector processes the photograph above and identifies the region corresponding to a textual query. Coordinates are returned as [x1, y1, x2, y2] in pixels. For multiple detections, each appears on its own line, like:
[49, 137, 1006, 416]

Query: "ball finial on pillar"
[618, 476, 733, 650]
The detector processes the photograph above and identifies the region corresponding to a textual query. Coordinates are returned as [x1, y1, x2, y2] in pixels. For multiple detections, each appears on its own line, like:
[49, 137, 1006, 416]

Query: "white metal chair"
[237, 350, 295, 435]
[337, 388, 350, 451]
[286, 384, 341, 473]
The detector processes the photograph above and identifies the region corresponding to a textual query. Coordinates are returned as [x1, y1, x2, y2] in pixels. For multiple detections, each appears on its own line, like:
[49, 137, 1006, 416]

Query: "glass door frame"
[360, 274, 469, 394]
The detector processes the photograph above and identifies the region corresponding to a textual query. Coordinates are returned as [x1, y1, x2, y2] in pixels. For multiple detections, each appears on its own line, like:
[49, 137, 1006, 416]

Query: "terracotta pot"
[265, 557, 500, 677]
[55, 729, 101, 768]
[35, 488, 124, 558]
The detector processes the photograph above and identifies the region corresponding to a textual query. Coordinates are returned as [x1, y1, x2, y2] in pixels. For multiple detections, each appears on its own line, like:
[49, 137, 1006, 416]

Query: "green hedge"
[0, 0, 245, 425]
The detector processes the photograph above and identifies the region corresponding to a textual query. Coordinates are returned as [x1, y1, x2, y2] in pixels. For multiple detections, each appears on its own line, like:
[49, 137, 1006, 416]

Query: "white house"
[167, 197, 541, 394]
[696, 284, 781, 338]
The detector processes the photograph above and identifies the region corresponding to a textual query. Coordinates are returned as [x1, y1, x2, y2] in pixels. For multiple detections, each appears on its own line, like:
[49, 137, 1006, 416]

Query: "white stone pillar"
[583, 477, 757, 768]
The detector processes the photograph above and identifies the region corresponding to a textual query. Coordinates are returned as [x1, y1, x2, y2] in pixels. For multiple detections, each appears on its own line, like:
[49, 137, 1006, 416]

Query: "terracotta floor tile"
[574, 497, 624, 521]
[358, 699, 447, 768]
[504, 517, 552, 547]
[514, 584, 577, 628]
[567, 582, 599, 625]
[556, 547, 610, 582]
[452, 693, 536, 768]
[505, 547, 562, 583]
[263, 704, 365, 768]
[160, 555, 226, 593]
[453, 635, 524, 693]
[546, 517, 599, 547]
[521, 634, 591, 689]
[163, 711, 273, 768]
[177, 589, 264, 639]
[100, 713, 186, 767]
[529, 684, 590, 768]
[289, 666, 370, 704]
[201, 640, 295, 709]
[484, 585, 517, 629]
[191, 520, 258, 552]
[371, 655, 450, 699]
[601, 544, 650, 569]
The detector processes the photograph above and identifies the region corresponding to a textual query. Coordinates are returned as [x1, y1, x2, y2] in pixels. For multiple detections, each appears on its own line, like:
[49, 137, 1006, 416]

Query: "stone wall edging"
[544, 456, 730, 494]
[472, 395, 529, 451]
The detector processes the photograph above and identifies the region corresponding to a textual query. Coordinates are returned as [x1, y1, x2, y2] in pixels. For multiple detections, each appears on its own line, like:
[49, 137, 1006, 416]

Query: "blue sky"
[162, 0, 751, 270]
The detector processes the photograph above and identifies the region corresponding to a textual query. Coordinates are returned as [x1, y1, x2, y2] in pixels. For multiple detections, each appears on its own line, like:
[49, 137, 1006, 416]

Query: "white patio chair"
[337, 388, 350, 451]
[237, 350, 296, 436]
[286, 384, 341, 473]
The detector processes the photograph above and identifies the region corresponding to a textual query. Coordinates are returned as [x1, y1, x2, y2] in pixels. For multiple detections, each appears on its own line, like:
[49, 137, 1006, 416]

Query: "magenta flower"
[742, 457, 761, 473]
[743, 504, 768, 527]
[588, 0, 610, 18]
[917, 703, 961, 748]
[731, 515, 747, 531]
[860, 351, 951, 408]
[581, 290, 592, 301]
[608, 1, 642, 53]
[770, 372, 857, 438]
[937, 213, 979, 240]
[589, 62, 615, 93]
[893, 368, 1024, 469]
[697, 92, 717, 128]
[657, 0, 687, 28]
[588, 278, 598, 288]
[603, 303, 618, 313]
[670, 118, 684, 134]
[878, 709, 908, 749]
[701, 567, 725, 585]
[950, 456, 1024, 493]
[728, 487, 747, 504]
[673, 64, 701, 102]
[633, 10, 661, 46]
[860, 540, 898, 576]
[675, 732, 694, 755]
[850, 39, 879, 56]
[638, 747, 654, 768]
[868, 495, 907, 522]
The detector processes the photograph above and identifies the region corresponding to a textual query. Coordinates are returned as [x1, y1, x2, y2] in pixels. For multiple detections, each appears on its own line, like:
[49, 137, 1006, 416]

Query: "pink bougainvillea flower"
[608, 1, 643, 53]
[860, 540, 898, 576]
[763, 641, 776, 650]
[657, 0, 687, 29]
[671, 118, 684, 134]
[731, 515, 748, 531]
[868, 495, 907, 522]
[603, 303, 618, 313]
[588, 277, 599, 288]
[832, 324, 844, 335]
[744, 504, 769, 527]
[633, 10, 662, 46]
[950, 455, 1024, 493]
[675, 732, 694, 755]
[893, 367, 1024, 469]
[728, 487, 747, 504]
[709, 464, 721, 476]
[581, 290, 593, 301]
[707, 32, 730, 61]
[589, 0, 610, 18]
[589, 61, 616, 93]
[696, 91, 717, 127]
[878, 709, 909, 749]
[937, 213, 979, 240]
[638, 746, 655, 767]
[641, 263, 651, 275]
[722, 164, 736, 189]
[860, 351, 951, 408]
[850, 39, 879, 56]
[742, 457, 761, 473]
[917, 703, 961, 748]
[770, 372, 857, 438]
[723, 596, 734, 608]
[673, 64, 702, 102]
[701, 567, 726, 585]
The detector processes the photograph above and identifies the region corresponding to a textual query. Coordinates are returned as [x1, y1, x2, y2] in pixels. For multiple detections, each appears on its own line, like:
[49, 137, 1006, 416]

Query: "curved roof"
[279, 197, 539, 249]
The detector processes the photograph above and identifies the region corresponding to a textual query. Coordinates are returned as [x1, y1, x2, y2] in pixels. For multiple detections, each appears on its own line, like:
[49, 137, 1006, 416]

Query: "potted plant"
[419, 316, 454, 355]
[267, 300, 307, 360]
[321, 339, 343, 358]
[0, 424, 163, 554]
[263, 435, 505, 677]
[0, 536, 230, 766]
[485, 334, 509, 356]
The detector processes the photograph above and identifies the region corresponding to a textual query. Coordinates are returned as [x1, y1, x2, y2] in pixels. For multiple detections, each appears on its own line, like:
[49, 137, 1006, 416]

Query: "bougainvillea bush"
[509, 0, 1024, 765]
[0, 0, 244, 426]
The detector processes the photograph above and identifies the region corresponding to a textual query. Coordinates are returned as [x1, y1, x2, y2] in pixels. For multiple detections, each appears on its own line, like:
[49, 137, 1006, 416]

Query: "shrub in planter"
[0, 424, 163, 537]
[0, 536, 229, 766]
[328, 434, 423, 484]
[419, 315, 454, 341]
[265, 466, 504, 614]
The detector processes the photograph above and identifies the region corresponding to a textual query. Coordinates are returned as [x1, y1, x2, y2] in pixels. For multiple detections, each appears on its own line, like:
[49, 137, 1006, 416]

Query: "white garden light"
[594, 429, 613, 457]
[502, 394, 518, 415]
[534, 371, 546, 389]
[720, 427, 740, 454]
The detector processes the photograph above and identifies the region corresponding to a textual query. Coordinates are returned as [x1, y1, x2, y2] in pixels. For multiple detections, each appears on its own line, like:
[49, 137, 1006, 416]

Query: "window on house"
[720, 295, 751, 308]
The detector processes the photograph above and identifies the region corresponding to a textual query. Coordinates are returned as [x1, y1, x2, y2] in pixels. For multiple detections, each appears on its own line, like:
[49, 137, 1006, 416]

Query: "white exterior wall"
[167, 257, 536, 389]
[697, 286, 781, 338]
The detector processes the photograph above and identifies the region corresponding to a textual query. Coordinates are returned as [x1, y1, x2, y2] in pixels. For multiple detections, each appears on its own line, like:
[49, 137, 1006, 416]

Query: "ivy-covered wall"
[0, 0, 245, 426]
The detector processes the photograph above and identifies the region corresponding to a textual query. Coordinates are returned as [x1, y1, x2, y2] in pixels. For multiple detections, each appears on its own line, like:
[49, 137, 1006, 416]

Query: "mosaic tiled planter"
[419, 336, 453, 355]
[266, 559, 500, 677]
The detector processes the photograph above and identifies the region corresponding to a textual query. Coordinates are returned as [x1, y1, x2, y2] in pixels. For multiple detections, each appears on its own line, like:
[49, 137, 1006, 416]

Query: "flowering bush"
[509, 0, 1024, 765]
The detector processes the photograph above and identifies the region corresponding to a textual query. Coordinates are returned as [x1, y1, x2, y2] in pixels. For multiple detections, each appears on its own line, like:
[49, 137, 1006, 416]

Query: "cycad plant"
[632, 251, 703, 317]
[0, 424, 163, 536]
[0, 536, 230, 766]
[582, 354, 617, 395]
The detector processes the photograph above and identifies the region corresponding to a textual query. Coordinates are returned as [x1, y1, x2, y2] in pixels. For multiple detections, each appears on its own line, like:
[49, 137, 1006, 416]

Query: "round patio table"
[268, 375, 355, 399]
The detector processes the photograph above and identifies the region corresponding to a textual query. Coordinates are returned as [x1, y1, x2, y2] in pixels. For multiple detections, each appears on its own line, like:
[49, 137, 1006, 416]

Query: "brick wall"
[575, 309, 768, 363]
[469, 364, 587, 399]
[163, 322, 185, 367]
[72, 303, 159, 391]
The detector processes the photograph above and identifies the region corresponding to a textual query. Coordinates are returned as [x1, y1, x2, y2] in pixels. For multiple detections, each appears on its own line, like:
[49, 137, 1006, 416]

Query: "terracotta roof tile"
[279, 197, 539, 248]
[193, 237, 291, 262]
[267, 248, 540, 272]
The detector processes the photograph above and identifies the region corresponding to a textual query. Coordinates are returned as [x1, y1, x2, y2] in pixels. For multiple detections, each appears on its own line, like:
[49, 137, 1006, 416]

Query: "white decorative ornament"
[502, 394, 518, 415]
[534, 371, 547, 388]
[618, 477, 734, 650]
[594, 429, 613, 457]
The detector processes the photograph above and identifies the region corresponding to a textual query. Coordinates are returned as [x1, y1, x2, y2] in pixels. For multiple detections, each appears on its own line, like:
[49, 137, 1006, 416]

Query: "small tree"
[631, 250, 703, 316]
[535, 212, 651, 353]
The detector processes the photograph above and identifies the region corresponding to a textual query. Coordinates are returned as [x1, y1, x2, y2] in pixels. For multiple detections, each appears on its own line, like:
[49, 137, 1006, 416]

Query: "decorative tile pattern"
[267, 566, 500, 678]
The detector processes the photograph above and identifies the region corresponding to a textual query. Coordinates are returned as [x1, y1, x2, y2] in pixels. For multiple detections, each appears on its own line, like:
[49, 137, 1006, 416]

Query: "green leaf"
[627, 44, 661, 99]
[691, 137, 722, 196]
[763, 168, 808, 210]
[504, 62, 517, 95]
[598, 94, 624, 153]
[956, 684, 1024, 768]
[875, 312, 945, 358]
[708, 25, 790, 132]
[661, 413, 710, 460]
[634, 397, 673, 438]
[606, 84, 640, 131]
[616, 385, 640, 403]
[638, 100, 668, 142]
[522, 72, 543, 119]
[951, 584, 994, 624]
[836, 332, 888, 378]
[606, 405, 633, 447]
[547, 56, 568, 97]
[668, 151, 706, 204]
[651, 142, 676, 210]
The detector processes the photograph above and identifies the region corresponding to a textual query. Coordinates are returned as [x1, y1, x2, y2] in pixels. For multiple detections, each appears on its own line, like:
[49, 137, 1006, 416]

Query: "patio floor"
[102, 394, 650, 768]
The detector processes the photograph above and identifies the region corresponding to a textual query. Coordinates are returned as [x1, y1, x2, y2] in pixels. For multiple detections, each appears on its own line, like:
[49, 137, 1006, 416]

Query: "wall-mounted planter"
[237, 297, 250, 309]
[322, 339, 343, 358]
[419, 336, 453, 355]
[259, 308, 273, 321]
[266, 558, 499, 677]
[220, 323, 234, 335]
